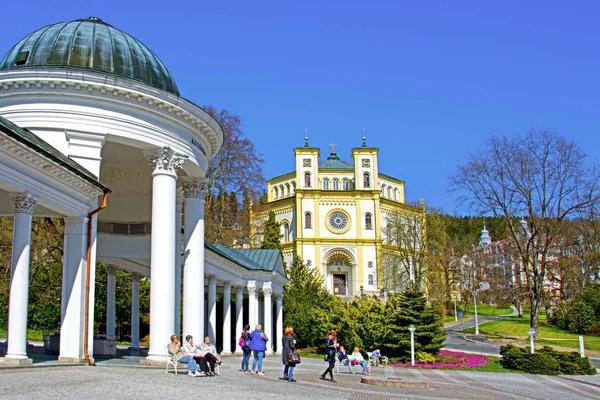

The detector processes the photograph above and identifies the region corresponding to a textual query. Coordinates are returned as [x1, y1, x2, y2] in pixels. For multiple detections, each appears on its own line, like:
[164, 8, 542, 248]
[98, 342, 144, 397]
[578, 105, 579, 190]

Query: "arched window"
[342, 179, 349, 190]
[285, 184, 290, 197]
[283, 221, 290, 242]
[304, 172, 311, 188]
[279, 184, 284, 197]
[365, 213, 373, 230]
[304, 212, 312, 229]
[333, 178, 339, 190]
[387, 187, 391, 199]
[368, 274, 374, 285]
[394, 188, 398, 200]
[380, 184, 386, 197]
[291, 181, 296, 194]
[273, 187, 278, 200]
[363, 173, 371, 188]
[386, 223, 393, 244]
[323, 178, 330, 190]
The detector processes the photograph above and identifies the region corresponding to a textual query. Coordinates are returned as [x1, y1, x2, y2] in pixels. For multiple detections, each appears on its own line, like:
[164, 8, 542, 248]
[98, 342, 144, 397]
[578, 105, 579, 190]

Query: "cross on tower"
[329, 140, 337, 153]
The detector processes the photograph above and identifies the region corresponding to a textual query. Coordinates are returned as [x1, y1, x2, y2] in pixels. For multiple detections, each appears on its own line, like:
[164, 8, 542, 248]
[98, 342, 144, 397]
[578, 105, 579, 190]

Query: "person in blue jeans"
[167, 334, 200, 377]
[248, 324, 268, 375]
[239, 325, 251, 372]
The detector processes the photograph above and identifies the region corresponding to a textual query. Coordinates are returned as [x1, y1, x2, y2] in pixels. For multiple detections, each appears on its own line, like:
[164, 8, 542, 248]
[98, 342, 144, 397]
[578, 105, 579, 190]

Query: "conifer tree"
[261, 211, 282, 250]
[380, 290, 446, 359]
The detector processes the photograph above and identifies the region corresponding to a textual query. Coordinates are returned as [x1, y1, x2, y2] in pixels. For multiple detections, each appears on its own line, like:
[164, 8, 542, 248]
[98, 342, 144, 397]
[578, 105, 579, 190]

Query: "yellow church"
[250, 137, 424, 297]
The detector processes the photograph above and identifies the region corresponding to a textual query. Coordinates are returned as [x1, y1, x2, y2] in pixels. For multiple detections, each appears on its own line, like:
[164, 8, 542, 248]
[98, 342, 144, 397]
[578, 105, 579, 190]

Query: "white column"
[275, 294, 283, 355]
[5, 193, 37, 364]
[106, 265, 117, 339]
[263, 285, 273, 354]
[222, 281, 232, 355]
[130, 273, 141, 350]
[174, 193, 183, 337]
[247, 281, 257, 328]
[59, 216, 89, 362]
[182, 179, 206, 342]
[144, 147, 187, 362]
[207, 275, 217, 340]
[235, 286, 244, 355]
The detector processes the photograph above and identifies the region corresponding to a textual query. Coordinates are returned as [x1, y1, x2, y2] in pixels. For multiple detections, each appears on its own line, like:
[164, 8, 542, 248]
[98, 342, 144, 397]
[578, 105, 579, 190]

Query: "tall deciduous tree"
[203, 106, 264, 244]
[450, 130, 600, 335]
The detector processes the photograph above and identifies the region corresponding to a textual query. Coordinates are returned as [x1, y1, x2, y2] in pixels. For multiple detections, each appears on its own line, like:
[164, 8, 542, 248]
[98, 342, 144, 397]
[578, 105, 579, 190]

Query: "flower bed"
[392, 350, 490, 369]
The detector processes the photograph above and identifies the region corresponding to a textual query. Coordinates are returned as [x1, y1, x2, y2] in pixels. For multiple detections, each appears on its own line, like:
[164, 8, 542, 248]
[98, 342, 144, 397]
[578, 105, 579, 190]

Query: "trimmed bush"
[499, 344, 596, 375]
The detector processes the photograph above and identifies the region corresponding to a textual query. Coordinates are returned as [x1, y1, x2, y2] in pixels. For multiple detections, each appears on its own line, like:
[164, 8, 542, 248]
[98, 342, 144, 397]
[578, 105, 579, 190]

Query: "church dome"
[0, 17, 180, 96]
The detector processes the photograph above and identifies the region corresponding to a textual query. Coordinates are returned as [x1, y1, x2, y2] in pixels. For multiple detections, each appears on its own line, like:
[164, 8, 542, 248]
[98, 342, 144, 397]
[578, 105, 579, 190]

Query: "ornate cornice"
[0, 136, 105, 198]
[144, 146, 187, 176]
[0, 70, 222, 158]
[10, 193, 37, 215]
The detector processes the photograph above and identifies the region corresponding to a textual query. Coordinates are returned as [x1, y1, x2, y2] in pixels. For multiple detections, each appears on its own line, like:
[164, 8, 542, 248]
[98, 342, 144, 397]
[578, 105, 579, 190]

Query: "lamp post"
[452, 294, 458, 322]
[528, 328, 536, 354]
[408, 324, 416, 366]
[471, 281, 489, 335]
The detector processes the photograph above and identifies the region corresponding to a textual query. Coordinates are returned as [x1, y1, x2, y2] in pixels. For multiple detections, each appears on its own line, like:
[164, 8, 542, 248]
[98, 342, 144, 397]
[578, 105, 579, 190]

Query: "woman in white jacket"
[351, 347, 370, 375]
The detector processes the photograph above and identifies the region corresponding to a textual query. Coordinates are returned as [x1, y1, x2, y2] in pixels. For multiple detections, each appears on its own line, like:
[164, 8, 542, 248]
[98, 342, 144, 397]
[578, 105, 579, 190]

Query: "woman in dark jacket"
[320, 330, 339, 382]
[281, 326, 297, 382]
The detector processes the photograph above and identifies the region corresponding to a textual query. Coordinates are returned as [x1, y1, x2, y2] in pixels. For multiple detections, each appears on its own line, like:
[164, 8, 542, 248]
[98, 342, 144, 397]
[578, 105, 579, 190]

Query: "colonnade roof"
[0, 116, 110, 194]
[208, 243, 284, 273]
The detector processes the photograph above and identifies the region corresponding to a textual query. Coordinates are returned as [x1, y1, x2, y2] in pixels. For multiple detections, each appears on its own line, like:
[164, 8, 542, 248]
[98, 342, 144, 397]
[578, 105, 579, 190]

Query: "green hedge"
[499, 344, 596, 375]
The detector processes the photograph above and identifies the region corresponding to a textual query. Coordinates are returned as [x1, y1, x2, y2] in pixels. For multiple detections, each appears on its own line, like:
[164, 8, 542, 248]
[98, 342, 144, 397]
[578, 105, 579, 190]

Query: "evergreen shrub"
[499, 344, 596, 375]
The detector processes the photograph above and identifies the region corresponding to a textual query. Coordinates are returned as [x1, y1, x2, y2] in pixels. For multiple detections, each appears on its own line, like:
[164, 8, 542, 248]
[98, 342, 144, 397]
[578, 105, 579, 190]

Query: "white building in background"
[0, 17, 285, 365]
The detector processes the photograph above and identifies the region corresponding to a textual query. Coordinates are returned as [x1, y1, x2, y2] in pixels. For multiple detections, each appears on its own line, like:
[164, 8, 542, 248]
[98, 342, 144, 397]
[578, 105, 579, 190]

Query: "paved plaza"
[1, 345, 600, 400]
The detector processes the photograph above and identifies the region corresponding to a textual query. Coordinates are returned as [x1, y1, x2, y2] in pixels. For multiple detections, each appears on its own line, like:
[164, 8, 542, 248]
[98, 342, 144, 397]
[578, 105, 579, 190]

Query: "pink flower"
[391, 350, 490, 369]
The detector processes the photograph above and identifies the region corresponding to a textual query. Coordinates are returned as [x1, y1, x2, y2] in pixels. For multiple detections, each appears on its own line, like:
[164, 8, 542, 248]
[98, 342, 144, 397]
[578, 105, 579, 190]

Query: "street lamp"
[408, 324, 416, 366]
[472, 281, 490, 335]
[528, 328, 536, 354]
[452, 294, 458, 322]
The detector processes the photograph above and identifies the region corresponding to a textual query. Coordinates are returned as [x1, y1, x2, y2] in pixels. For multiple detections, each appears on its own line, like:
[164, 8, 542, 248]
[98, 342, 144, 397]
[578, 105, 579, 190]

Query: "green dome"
[0, 17, 180, 95]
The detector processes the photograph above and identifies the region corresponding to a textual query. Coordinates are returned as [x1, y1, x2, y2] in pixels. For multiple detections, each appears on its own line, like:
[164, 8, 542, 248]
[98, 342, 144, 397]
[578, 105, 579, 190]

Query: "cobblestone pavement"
[1, 353, 600, 399]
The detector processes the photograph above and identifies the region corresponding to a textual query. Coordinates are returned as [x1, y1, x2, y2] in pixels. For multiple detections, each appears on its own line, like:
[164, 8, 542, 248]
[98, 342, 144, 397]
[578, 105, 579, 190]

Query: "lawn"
[444, 302, 513, 324]
[462, 317, 600, 353]
[0, 328, 44, 342]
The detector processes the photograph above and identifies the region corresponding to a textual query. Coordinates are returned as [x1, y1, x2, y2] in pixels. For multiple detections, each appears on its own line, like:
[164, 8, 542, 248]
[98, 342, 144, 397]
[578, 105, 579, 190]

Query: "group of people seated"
[337, 346, 371, 375]
[167, 334, 222, 377]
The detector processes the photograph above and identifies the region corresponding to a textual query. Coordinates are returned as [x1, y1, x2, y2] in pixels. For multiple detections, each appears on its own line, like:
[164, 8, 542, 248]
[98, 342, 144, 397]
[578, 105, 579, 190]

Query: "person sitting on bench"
[198, 336, 221, 376]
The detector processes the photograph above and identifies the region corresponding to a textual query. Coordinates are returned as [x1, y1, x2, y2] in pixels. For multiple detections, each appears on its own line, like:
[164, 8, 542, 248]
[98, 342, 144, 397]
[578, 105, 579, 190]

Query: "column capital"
[208, 275, 217, 286]
[144, 147, 187, 177]
[262, 287, 273, 297]
[10, 193, 37, 215]
[236, 286, 245, 295]
[131, 272, 141, 283]
[223, 281, 232, 291]
[105, 265, 118, 275]
[276, 293, 283, 304]
[182, 178, 208, 200]
[247, 286, 258, 296]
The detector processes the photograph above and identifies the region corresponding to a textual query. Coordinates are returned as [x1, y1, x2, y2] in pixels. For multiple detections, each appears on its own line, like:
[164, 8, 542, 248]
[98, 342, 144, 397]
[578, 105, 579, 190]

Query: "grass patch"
[444, 302, 513, 323]
[0, 328, 44, 342]
[463, 318, 600, 352]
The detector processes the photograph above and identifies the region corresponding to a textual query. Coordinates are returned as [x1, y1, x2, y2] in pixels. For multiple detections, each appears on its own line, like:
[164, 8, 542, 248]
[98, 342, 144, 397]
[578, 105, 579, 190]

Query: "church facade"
[251, 137, 424, 297]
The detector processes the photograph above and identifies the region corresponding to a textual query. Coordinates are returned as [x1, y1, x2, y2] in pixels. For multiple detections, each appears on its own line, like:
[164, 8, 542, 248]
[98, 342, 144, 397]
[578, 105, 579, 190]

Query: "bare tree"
[381, 201, 427, 292]
[203, 106, 265, 244]
[450, 130, 600, 334]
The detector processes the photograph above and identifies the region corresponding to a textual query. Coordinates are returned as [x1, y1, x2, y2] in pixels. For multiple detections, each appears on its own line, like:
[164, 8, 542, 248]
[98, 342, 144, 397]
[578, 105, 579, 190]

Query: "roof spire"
[304, 130, 309, 147]
[362, 130, 367, 147]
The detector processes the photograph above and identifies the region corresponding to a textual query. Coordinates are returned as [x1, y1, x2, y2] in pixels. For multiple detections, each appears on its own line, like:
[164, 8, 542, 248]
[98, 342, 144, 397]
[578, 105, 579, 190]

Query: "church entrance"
[332, 274, 347, 295]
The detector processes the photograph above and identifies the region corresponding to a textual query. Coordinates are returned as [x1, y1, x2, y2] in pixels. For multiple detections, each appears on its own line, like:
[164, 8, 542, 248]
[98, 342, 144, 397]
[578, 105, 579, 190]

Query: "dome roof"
[0, 17, 180, 95]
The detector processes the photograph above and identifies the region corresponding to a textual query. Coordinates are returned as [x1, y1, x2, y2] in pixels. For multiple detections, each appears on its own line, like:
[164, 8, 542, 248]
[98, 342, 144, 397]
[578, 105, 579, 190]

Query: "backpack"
[238, 336, 246, 348]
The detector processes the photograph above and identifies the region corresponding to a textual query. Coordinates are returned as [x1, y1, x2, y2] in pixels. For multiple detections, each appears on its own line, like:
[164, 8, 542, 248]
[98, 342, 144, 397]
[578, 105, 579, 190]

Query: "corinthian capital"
[11, 193, 37, 215]
[144, 147, 188, 176]
[182, 178, 208, 200]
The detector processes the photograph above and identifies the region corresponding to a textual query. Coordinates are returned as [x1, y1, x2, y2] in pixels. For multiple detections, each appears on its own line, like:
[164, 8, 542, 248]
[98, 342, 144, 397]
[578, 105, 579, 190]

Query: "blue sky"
[1, 1, 599, 214]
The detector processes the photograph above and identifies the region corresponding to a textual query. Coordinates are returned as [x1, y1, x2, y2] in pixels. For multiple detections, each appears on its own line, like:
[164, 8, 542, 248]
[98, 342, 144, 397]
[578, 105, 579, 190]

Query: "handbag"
[288, 352, 301, 365]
